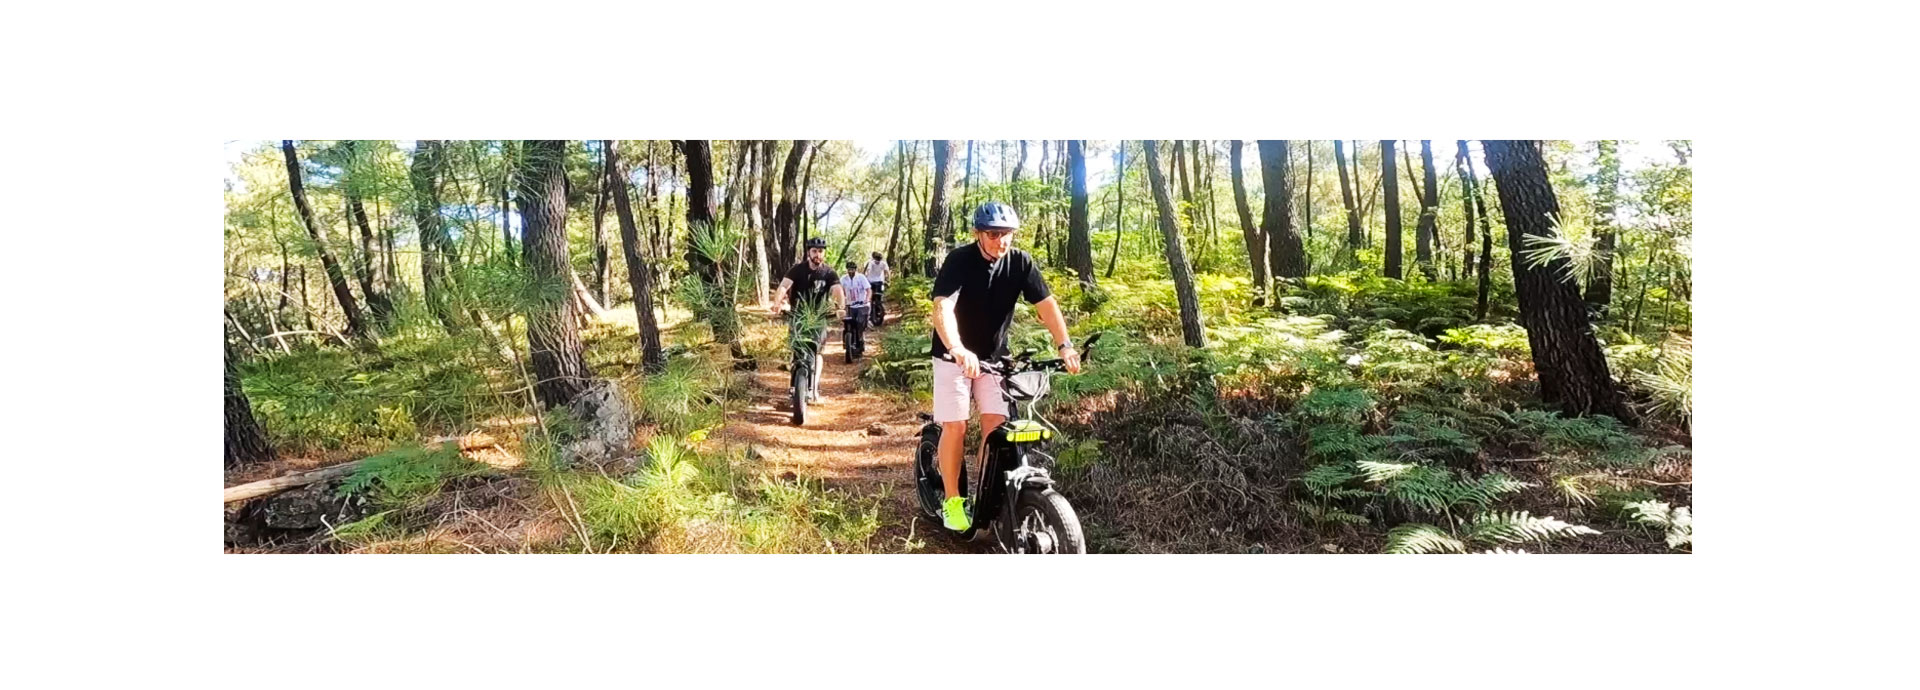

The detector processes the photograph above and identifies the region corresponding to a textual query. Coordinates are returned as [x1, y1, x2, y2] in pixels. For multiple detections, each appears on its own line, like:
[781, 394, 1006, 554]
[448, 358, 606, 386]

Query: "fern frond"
[1467, 511, 1600, 547]
[1301, 463, 1360, 497]
[1357, 460, 1416, 483]
[1291, 501, 1370, 526]
[1480, 547, 1529, 554]
[1385, 523, 1466, 554]
[1624, 500, 1692, 549]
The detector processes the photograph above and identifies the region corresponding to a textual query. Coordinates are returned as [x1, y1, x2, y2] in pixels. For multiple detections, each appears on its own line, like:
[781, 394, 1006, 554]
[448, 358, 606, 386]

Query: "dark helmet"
[971, 201, 1020, 231]
[804, 237, 827, 250]
[845, 261, 857, 271]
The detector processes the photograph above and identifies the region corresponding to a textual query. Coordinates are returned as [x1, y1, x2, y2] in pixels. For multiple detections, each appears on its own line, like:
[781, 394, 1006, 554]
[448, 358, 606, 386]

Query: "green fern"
[1385, 523, 1467, 554]
[1355, 460, 1415, 483]
[1386, 511, 1598, 554]
[1624, 500, 1692, 549]
[1467, 511, 1601, 546]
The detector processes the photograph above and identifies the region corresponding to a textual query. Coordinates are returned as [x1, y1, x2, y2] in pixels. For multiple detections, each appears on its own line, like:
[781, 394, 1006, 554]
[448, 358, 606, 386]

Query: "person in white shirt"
[841, 261, 873, 359]
[863, 251, 891, 327]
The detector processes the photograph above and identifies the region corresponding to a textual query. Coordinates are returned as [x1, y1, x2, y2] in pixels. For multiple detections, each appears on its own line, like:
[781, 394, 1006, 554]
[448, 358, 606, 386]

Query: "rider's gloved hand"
[953, 348, 982, 379]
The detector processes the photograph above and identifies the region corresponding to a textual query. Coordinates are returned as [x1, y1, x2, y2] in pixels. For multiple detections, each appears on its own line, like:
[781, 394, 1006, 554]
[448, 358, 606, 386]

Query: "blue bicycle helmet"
[971, 201, 1021, 231]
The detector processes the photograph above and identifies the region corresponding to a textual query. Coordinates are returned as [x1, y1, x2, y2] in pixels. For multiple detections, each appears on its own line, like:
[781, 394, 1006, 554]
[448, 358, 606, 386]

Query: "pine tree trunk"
[1380, 140, 1403, 279]
[1336, 139, 1363, 263]
[682, 139, 738, 348]
[1257, 140, 1306, 280]
[925, 140, 955, 277]
[592, 141, 613, 305]
[773, 140, 811, 270]
[720, 141, 748, 227]
[299, 266, 314, 332]
[1466, 145, 1497, 321]
[344, 174, 392, 325]
[1107, 142, 1125, 279]
[338, 142, 392, 328]
[1584, 140, 1621, 317]
[1143, 141, 1207, 348]
[961, 140, 974, 241]
[1010, 140, 1029, 207]
[886, 141, 915, 269]
[410, 140, 460, 332]
[225, 338, 274, 469]
[1067, 140, 1095, 285]
[1482, 140, 1629, 420]
[1303, 141, 1313, 274]
[756, 140, 778, 298]
[798, 142, 819, 244]
[1230, 140, 1269, 302]
[606, 141, 665, 371]
[1454, 140, 1478, 289]
[281, 140, 368, 340]
[515, 140, 595, 409]
[1415, 140, 1440, 280]
[1174, 141, 1198, 257]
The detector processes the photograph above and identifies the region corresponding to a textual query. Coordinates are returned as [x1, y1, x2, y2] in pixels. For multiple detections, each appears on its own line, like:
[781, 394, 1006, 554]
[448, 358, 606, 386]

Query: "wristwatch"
[1057, 342, 1075, 352]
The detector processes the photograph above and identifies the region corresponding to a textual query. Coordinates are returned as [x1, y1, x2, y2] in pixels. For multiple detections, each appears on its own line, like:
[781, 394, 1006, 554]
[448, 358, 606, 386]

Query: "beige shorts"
[931, 358, 1009, 423]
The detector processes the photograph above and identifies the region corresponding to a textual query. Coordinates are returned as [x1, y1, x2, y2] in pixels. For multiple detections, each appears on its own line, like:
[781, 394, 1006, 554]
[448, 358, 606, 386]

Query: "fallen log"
[223, 433, 499, 504]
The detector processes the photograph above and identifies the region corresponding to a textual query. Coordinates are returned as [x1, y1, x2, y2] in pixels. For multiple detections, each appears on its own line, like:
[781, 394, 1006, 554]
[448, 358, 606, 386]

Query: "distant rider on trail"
[863, 251, 891, 327]
[770, 237, 845, 403]
[929, 201, 1080, 531]
[841, 260, 872, 359]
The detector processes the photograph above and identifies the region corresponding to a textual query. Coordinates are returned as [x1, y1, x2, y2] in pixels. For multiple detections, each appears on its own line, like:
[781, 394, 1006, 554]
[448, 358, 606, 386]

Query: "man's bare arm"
[1033, 296, 1080, 373]
[770, 277, 794, 313]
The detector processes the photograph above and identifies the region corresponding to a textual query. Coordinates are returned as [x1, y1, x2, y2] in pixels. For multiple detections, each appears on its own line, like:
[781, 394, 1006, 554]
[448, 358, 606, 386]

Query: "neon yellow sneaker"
[942, 496, 971, 531]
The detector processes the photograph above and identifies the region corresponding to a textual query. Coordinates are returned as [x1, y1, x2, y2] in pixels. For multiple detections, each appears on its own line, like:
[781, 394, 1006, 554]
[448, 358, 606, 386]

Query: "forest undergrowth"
[866, 262, 1692, 554]
[227, 301, 890, 553]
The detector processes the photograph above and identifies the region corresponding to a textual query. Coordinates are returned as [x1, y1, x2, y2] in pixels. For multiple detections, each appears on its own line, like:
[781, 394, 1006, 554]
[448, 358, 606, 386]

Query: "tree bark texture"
[1143, 141, 1207, 348]
[1067, 140, 1095, 285]
[281, 140, 368, 339]
[1380, 140, 1403, 279]
[225, 340, 274, 469]
[1482, 140, 1629, 420]
[410, 140, 460, 332]
[606, 141, 665, 372]
[925, 140, 955, 277]
[1230, 140, 1269, 301]
[1415, 140, 1441, 280]
[1336, 139, 1364, 260]
[515, 140, 595, 408]
[1257, 140, 1306, 280]
[773, 140, 811, 270]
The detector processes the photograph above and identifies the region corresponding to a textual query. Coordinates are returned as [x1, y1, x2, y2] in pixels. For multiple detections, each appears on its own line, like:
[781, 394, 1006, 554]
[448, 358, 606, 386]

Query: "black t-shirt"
[929, 243, 1052, 359]
[784, 261, 840, 309]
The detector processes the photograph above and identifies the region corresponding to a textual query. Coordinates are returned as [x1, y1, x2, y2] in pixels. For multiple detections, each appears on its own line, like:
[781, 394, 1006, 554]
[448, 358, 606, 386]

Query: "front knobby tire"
[844, 329, 855, 364]
[791, 368, 808, 426]
[1014, 488, 1087, 554]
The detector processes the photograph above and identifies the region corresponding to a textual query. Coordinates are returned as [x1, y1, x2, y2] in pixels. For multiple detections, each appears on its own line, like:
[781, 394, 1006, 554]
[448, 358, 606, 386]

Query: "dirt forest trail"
[712, 320, 981, 554]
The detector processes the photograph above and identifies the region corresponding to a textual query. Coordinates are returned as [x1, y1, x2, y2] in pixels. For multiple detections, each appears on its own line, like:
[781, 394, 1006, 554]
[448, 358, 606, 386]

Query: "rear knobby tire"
[914, 425, 942, 518]
[1015, 488, 1087, 554]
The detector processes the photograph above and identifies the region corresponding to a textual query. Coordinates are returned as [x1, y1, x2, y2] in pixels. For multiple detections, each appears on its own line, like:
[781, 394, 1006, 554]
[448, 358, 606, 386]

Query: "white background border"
[6, 1, 1915, 687]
